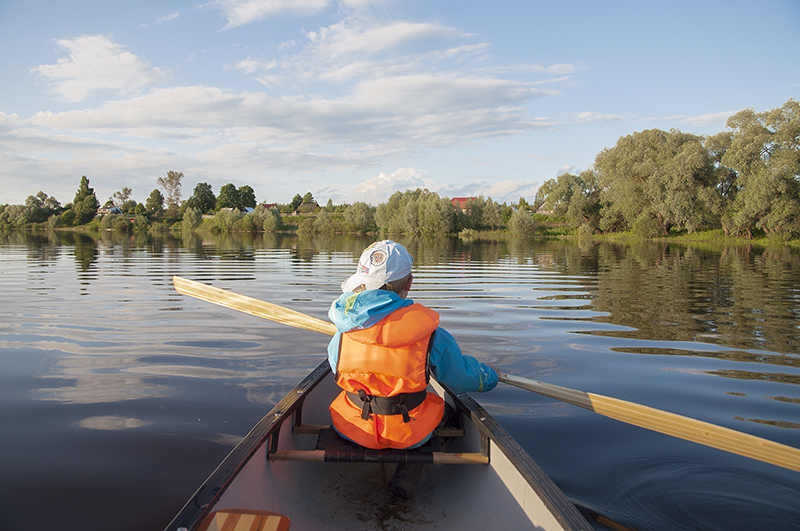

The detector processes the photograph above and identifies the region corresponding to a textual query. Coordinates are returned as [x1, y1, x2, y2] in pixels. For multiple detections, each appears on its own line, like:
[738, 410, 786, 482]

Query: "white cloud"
[31, 35, 165, 103]
[155, 12, 181, 24]
[556, 164, 575, 176]
[234, 58, 278, 74]
[680, 110, 735, 127]
[211, 0, 330, 29]
[574, 111, 621, 123]
[305, 21, 465, 59]
[352, 168, 440, 204]
[482, 179, 539, 203]
[646, 111, 735, 128]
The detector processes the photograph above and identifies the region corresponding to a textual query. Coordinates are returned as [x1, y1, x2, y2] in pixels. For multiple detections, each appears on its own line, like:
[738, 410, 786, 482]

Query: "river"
[1, 230, 798, 530]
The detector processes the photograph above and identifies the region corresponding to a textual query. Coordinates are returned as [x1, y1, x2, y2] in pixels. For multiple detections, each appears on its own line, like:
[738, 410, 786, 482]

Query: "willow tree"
[708, 99, 800, 238]
[344, 202, 375, 233]
[538, 170, 602, 230]
[595, 129, 718, 236]
[375, 189, 455, 235]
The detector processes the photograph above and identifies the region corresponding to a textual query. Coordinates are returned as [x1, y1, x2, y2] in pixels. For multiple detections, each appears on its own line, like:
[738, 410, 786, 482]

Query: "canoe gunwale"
[165, 360, 591, 531]
[440, 382, 591, 531]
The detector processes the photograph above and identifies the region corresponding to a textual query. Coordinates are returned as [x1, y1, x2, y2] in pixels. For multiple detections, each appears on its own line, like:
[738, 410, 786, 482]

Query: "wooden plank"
[269, 450, 489, 464]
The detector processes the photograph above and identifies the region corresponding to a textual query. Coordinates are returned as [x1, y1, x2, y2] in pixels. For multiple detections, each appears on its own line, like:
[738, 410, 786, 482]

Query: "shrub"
[296, 217, 314, 234]
[507, 210, 536, 236]
[182, 207, 202, 230]
[262, 208, 283, 232]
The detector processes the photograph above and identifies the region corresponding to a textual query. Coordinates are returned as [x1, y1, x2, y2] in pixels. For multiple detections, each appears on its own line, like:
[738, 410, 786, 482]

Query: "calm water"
[1, 231, 799, 531]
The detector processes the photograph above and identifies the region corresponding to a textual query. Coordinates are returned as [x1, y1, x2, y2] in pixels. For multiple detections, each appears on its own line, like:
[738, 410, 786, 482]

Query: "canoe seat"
[270, 426, 488, 464]
[197, 509, 290, 531]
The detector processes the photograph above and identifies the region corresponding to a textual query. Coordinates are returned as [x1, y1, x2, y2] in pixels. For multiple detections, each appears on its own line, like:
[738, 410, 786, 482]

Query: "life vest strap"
[347, 389, 427, 423]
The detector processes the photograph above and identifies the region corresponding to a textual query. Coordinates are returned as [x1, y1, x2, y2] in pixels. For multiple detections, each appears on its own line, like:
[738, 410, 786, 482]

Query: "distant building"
[261, 203, 278, 210]
[451, 197, 476, 213]
[98, 206, 123, 215]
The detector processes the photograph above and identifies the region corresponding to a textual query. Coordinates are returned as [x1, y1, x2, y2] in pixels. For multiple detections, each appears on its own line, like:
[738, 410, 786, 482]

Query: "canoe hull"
[166, 361, 592, 531]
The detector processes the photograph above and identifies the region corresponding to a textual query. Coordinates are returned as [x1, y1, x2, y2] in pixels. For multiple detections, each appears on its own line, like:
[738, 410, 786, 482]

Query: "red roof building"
[451, 197, 476, 212]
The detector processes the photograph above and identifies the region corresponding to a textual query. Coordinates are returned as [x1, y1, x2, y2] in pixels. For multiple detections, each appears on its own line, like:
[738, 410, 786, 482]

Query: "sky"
[1, 0, 798, 207]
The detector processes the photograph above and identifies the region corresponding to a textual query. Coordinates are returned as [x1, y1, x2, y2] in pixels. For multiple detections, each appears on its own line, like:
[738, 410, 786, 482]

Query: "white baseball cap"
[341, 240, 414, 293]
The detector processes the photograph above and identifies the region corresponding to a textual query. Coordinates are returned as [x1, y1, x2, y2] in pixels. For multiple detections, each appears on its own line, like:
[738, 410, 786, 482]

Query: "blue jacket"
[327, 290, 498, 395]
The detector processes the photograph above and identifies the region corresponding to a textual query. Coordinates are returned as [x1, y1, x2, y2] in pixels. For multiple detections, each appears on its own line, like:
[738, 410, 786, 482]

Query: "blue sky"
[1, 0, 798, 207]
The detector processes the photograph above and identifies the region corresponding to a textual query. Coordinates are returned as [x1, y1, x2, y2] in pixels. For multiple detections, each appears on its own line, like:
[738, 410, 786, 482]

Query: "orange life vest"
[329, 303, 445, 449]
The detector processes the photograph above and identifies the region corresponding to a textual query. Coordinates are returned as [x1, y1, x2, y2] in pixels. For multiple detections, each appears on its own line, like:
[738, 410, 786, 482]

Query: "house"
[261, 203, 278, 211]
[98, 206, 123, 215]
[451, 197, 476, 213]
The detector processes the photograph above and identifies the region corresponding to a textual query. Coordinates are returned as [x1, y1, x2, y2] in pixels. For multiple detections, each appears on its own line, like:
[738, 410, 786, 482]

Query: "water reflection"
[1, 230, 799, 531]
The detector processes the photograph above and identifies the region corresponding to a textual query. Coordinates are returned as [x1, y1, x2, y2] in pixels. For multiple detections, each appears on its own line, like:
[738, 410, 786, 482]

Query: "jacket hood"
[329, 290, 413, 333]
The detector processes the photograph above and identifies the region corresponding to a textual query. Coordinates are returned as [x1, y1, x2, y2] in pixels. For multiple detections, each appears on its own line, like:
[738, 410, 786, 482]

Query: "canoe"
[164, 360, 595, 531]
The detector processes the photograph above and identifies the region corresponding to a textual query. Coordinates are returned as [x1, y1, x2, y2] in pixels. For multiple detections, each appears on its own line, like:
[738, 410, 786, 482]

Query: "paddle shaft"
[172, 276, 800, 473]
[499, 373, 800, 473]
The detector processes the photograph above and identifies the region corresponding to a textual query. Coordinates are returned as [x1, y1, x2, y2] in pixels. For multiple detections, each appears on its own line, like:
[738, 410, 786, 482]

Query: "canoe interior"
[166, 361, 594, 531]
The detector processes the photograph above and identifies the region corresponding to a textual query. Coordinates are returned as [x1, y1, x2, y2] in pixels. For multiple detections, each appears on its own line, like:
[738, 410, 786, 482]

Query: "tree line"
[2, 99, 797, 240]
[536, 99, 799, 239]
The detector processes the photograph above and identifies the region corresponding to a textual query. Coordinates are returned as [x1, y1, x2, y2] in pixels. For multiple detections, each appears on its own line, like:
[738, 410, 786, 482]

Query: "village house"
[450, 197, 476, 213]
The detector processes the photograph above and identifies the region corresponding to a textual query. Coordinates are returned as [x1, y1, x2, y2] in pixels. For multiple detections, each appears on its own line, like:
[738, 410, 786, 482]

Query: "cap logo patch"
[370, 250, 387, 266]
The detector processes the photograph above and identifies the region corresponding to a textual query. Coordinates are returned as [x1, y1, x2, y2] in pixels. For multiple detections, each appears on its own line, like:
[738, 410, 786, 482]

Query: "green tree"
[72, 176, 100, 225]
[595, 129, 718, 235]
[708, 99, 800, 238]
[375, 189, 454, 234]
[212, 208, 244, 233]
[110, 187, 133, 206]
[182, 207, 202, 230]
[507, 210, 536, 236]
[146, 189, 165, 217]
[25, 191, 62, 223]
[296, 217, 314, 234]
[216, 183, 239, 210]
[343, 202, 375, 233]
[157, 171, 183, 217]
[302, 192, 315, 204]
[289, 194, 303, 212]
[483, 199, 503, 230]
[60, 209, 76, 227]
[312, 211, 335, 233]
[185, 182, 216, 214]
[263, 207, 282, 232]
[239, 185, 256, 209]
[538, 170, 602, 229]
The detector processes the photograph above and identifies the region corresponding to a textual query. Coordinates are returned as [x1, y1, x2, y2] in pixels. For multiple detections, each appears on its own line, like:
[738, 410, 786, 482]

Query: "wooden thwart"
[271, 426, 486, 464]
[270, 450, 488, 464]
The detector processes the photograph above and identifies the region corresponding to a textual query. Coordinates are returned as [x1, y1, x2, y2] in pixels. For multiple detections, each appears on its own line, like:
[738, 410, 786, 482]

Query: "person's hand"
[488, 365, 503, 379]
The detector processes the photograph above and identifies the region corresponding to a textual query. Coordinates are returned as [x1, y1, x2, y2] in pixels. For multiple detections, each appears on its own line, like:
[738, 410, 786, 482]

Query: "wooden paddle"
[172, 275, 800, 473]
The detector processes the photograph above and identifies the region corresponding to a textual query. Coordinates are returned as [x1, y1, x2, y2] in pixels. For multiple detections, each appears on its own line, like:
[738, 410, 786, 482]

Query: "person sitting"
[327, 240, 499, 497]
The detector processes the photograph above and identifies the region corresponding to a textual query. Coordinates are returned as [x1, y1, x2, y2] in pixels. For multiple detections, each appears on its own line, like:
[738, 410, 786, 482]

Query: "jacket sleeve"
[428, 327, 498, 395]
[327, 332, 341, 373]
